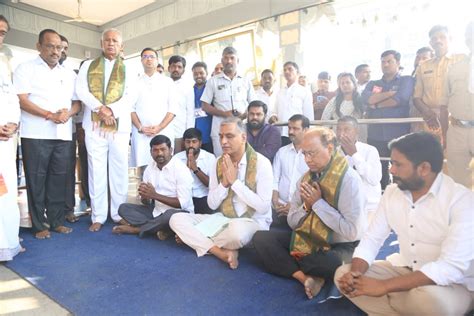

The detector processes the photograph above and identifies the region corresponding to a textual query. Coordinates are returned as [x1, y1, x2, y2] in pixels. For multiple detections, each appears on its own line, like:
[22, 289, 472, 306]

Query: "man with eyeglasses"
[131, 47, 177, 176]
[13, 29, 81, 239]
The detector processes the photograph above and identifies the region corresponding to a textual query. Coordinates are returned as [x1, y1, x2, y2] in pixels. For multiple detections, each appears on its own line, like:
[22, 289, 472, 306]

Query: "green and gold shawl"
[87, 55, 125, 134]
[216, 144, 258, 218]
[289, 150, 348, 259]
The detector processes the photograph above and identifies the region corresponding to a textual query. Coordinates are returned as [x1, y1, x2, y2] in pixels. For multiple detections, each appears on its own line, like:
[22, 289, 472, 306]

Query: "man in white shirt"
[131, 47, 176, 172]
[254, 69, 277, 119]
[14, 29, 81, 239]
[170, 117, 273, 269]
[75, 28, 137, 232]
[354, 64, 371, 94]
[269, 61, 314, 146]
[168, 55, 194, 153]
[271, 114, 309, 227]
[335, 132, 474, 315]
[113, 135, 193, 239]
[201, 47, 255, 156]
[336, 116, 382, 216]
[253, 127, 365, 300]
[174, 128, 216, 214]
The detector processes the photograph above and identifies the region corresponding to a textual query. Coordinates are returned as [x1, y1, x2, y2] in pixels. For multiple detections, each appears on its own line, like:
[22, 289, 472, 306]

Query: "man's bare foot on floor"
[35, 230, 51, 239]
[112, 225, 139, 234]
[54, 226, 73, 234]
[304, 277, 325, 299]
[65, 213, 78, 223]
[223, 249, 239, 269]
[115, 219, 130, 226]
[175, 234, 183, 244]
[89, 222, 102, 232]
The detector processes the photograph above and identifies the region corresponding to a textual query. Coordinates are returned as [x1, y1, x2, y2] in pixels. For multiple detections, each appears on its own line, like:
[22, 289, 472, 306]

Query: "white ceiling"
[19, 0, 157, 25]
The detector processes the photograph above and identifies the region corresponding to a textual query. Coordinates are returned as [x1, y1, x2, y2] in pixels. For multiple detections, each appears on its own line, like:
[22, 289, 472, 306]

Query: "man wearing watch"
[174, 128, 216, 214]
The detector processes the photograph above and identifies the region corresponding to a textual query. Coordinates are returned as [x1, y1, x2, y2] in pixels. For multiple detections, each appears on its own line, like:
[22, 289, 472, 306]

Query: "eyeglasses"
[302, 150, 318, 158]
[43, 44, 64, 52]
[142, 54, 157, 60]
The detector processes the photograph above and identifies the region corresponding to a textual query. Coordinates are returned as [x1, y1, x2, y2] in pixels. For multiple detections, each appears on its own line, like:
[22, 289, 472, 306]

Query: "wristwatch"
[193, 167, 201, 174]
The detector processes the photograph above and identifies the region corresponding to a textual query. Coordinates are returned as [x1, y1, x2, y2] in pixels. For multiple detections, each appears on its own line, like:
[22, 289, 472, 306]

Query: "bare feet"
[20, 245, 26, 252]
[116, 219, 130, 226]
[304, 277, 325, 299]
[223, 249, 239, 269]
[54, 226, 73, 234]
[89, 222, 102, 232]
[65, 213, 78, 223]
[175, 234, 183, 244]
[35, 230, 51, 239]
[112, 225, 139, 234]
[156, 230, 171, 240]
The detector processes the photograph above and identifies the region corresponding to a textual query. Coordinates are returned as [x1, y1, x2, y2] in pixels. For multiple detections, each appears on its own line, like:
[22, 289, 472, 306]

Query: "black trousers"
[193, 196, 214, 214]
[271, 209, 290, 230]
[21, 138, 72, 233]
[253, 230, 358, 280]
[64, 132, 76, 214]
[77, 125, 90, 207]
[118, 203, 185, 238]
[367, 138, 391, 190]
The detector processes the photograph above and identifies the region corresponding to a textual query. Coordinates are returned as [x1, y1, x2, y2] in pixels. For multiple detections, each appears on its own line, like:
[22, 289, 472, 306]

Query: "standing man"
[246, 100, 281, 162]
[313, 71, 336, 120]
[131, 47, 176, 172]
[170, 118, 273, 269]
[168, 55, 194, 153]
[269, 61, 313, 146]
[14, 29, 80, 239]
[254, 69, 277, 120]
[174, 128, 216, 214]
[201, 47, 255, 156]
[76, 28, 137, 232]
[336, 132, 474, 315]
[411, 47, 434, 77]
[444, 22, 474, 189]
[191, 61, 213, 153]
[58, 35, 69, 66]
[362, 50, 415, 190]
[271, 114, 309, 227]
[354, 64, 371, 94]
[413, 25, 464, 142]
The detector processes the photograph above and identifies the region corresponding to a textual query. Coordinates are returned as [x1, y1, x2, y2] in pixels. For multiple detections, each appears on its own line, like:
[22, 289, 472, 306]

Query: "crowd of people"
[0, 13, 473, 314]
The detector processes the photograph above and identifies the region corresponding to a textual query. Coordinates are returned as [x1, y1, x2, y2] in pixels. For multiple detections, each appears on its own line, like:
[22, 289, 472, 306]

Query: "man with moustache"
[252, 127, 365, 300]
[14, 29, 81, 239]
[113, 135, 194, 239]
[246, 100, 281, 163]
[174, 128, 216, 214]
[191, 61, 213, 153]
[255, 69, 277, 119]
[76, 28, 137, 232]
[336, 132, 474, 315]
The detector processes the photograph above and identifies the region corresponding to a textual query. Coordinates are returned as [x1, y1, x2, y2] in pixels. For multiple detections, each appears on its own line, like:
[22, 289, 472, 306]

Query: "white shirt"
[75, 57, 137, 133]
[272, 143, 308, 203]
[354, 173, 474, 290]
[143, 156, 194, 217]
[173, 78, 194, 139]
[0, 52, 19, 125]
[200, 72, 255, 136]
[13, 56, 77, 140]
[288, 166, 366, 243]
[174, 149, 216, 198]
[343, 142, 382, 211]
[208, 151, 273, 230]
[357, 82, 368, 94]
[254, 86, 277, 120]
[321, 98, 362, 120]
[274, 82, 314, 136]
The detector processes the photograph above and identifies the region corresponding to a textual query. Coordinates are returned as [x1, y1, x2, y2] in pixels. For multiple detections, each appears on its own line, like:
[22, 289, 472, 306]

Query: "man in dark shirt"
[313, 71, 336, 120]
[246, 100, 281, 162]
[192, 61, 213, 153]
[362, 50, 415, 189]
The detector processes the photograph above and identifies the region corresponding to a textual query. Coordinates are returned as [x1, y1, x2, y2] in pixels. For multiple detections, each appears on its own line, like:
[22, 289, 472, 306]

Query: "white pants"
[169, 213, 260, 257]
[85, 131, 130, 224]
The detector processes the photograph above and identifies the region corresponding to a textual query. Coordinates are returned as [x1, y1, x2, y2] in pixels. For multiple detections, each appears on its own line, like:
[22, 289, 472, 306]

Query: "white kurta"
[0, 52, 21, 261]
[131, 73, 178, 167]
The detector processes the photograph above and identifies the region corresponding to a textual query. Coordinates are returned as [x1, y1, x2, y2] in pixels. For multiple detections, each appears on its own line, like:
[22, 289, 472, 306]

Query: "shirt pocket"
[214, 84, 230, 104]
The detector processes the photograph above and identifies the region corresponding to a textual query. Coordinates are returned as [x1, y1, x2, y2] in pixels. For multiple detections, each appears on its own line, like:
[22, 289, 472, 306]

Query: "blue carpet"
[6, 217, 398, 315]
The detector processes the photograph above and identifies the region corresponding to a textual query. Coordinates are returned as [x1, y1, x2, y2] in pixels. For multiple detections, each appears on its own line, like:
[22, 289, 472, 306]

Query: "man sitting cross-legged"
[252, 127, 366, 299]
[113, 135, 194, 239]
[169, 117, 273, 269]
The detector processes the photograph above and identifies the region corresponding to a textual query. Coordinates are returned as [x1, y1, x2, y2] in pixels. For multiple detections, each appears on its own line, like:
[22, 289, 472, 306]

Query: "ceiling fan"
[64, 0, 103, 24]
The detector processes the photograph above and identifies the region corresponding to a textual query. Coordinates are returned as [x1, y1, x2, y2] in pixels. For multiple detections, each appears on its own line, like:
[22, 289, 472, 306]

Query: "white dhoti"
[85, 131, 130, 224]
[169, 212, 260, 257]
[130, 126, 174, 168]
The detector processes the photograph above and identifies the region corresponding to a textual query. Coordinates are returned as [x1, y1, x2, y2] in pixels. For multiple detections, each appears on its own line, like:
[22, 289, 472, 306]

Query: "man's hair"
[338, 115, 359, 127]
[183, 128, 202, 141]
[261, 69, 273, 77]
[149, 134, 171, 149]
[59, 35, 68, 44]
[308, 127, 337, 148]
[429, 25, 449, 38]
[140, 47, 158, 58]
[157, 63, 164, 69]
[222, 46, 237, 56]
[354, 64, 369, 75]
[168, 55, 186, 68]
[381, 49, 401, 62]
[220, 117, 246, 134]
[192, 61, 207, 72]
[101, 28, 122, 42]
[283, 61, 299, 72]
[388, 132, 443, 173]
[247, 100, 268, 115]
[318, 71, 331, 80]
[38, 29, 60, 44]
[416, 46, 434, 56]
[288, 114, 310, 129]
[0, 15, 10, 31]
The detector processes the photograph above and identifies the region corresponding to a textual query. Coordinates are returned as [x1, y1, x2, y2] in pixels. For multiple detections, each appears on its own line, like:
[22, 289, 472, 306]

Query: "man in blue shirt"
[192, 62, 213, 153]
[362, 50, 414, 189]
